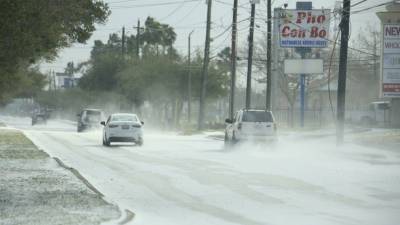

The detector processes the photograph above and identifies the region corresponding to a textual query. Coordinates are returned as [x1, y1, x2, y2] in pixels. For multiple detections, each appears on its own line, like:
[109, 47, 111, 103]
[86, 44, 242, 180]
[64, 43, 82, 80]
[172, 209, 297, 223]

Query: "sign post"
[279, 2, 330, 127]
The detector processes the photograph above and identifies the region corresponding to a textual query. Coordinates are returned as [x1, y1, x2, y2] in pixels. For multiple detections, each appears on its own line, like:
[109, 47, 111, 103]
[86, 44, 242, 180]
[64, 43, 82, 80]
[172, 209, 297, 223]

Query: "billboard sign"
[382, 24, 400, 97]
[284, 59, 323, 74]
[279, 9, 330, 48]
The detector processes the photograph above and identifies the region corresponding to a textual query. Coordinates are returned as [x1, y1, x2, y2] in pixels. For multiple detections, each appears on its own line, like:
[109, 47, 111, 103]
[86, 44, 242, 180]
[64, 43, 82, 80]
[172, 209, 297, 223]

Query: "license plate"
[121, 125, 129, 129]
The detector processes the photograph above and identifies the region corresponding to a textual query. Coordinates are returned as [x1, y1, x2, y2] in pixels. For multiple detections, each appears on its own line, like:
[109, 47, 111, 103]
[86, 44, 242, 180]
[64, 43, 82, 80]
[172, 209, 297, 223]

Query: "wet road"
[2, 116, 400, 225]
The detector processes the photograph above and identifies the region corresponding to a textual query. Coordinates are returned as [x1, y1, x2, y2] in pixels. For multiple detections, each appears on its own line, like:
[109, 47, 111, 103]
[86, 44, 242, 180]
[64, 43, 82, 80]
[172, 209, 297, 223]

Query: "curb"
[53, 157, 104, 197]
[118, 209, 135, 225]
[53, 156, 135, 224]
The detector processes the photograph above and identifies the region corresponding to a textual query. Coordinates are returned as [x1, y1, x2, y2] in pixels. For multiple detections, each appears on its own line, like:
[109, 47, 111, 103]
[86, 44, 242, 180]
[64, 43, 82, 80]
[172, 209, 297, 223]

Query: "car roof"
[83, 108, 103, 112]
[111, 113, 138, 117]
[240, 109, 273, 112]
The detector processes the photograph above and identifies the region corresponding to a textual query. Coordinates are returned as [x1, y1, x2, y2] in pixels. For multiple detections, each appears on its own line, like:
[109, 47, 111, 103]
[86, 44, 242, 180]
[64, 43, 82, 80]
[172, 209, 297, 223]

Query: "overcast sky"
[39, 0, 388, 77]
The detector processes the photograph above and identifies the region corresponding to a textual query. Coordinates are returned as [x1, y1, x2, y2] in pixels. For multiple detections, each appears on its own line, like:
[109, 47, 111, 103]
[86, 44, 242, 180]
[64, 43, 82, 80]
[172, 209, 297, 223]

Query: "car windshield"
[111, 115, 138, 122]
[87, 110, 101, 116]
[242, 111, 273, 122]
[85, 111, 101, 121]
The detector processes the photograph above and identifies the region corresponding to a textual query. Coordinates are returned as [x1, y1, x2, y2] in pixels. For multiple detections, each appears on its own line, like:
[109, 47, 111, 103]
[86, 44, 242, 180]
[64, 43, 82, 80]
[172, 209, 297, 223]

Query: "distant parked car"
[224, 109, 277, 146]
[77, 109, 104, 132]
[31, 107, 52, 126]
[101, 113, 144, 146]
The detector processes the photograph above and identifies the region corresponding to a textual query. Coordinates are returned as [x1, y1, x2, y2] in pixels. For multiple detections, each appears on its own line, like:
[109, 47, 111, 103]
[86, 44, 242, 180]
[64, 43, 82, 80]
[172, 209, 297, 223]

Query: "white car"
[224, 109, 277, 145]
[101, 113, 144, 146]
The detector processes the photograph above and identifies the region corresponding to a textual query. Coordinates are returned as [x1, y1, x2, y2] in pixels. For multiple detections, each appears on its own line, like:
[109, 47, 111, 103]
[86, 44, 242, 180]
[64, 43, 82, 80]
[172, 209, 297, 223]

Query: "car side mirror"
[141, 121, 144, 125]
[100, 121, 105, 126]
[225, 118, 233, 124]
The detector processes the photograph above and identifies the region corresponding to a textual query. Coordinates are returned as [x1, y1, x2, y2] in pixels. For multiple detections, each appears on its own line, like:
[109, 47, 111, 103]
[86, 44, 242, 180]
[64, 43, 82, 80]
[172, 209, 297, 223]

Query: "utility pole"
[136, 20, 140, 58]
[373, 31, 378, 99]
[53, 70, 56, 91]
[266, 0, 272, 110]
[198, 0, 212, 130]
[336, 0, 351, 145]
[229, 0, 238, 120]
[122, 26, 125, 56]
[245, 2, 256, 109]
[188, 30, 194, 123]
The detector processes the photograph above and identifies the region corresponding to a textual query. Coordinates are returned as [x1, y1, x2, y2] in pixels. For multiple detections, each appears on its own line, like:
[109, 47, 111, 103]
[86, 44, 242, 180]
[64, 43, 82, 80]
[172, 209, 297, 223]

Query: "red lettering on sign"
[310, 27, 318, 37]
[317, 15, 326, 23]
[296, 12, 307, 23]
[282, 26, 307, 38]
[310, 27, 327, 38]
[282, 26, 290, 37]
[319, 29, 327, 38]
[306, 12, 316, 24]
[295, 11, 326, 24]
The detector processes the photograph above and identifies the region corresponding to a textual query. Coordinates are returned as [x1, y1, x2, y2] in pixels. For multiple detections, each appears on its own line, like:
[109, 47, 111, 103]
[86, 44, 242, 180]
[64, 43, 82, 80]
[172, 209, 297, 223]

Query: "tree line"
[0, 0, 110, 105]
[38, 17, 230, 128]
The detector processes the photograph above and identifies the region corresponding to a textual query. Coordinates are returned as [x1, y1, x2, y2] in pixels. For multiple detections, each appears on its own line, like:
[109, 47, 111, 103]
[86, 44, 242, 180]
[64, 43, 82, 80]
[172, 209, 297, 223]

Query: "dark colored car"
[77, 109, 104, 132]
[31, 108, 51, 126]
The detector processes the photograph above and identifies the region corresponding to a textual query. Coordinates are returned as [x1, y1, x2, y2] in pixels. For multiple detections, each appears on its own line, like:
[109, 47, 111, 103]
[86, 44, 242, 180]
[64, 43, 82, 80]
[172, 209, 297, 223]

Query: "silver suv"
[224, 109, 277, 145]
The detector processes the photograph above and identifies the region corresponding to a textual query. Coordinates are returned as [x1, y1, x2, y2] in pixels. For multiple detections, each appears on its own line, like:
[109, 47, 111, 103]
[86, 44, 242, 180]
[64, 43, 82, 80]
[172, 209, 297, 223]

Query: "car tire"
[103, 135, 111, 146]
[105, 139, 111, 146]
[232, 132, 238, 144]
[224, 132, 231, 148]
[137, 137, 143, 146]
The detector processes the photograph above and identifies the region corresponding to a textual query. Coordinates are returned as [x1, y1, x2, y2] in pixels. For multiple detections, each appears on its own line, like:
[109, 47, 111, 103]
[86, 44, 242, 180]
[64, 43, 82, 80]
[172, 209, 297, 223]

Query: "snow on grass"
[351, 129, 400, 151]
[0, 129, 120, 225]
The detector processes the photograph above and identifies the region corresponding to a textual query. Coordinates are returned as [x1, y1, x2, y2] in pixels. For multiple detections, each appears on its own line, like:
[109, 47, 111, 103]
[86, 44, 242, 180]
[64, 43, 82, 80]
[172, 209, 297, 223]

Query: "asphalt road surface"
[2, 116, 400, 225]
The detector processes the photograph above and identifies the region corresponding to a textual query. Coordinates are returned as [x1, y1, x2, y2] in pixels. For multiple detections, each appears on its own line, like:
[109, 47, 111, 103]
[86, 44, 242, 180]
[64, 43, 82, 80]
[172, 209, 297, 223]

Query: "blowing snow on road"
[1, 116, 400, 225]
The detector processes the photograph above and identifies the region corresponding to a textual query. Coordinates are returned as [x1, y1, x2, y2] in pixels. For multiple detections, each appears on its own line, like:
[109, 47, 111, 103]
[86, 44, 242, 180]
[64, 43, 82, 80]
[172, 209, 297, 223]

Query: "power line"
[351, 0, 368, 7]
[211, 17, 249, 40]
[159, 1, 187, 21]
[174, 0, 202, 25]
[351, 1, 395, 14]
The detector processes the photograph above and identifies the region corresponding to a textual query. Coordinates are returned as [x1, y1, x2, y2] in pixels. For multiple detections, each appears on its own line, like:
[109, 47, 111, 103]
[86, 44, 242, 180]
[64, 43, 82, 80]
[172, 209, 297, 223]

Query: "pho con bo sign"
[382, 24, 400, 98]
[279, 9, 330, 48]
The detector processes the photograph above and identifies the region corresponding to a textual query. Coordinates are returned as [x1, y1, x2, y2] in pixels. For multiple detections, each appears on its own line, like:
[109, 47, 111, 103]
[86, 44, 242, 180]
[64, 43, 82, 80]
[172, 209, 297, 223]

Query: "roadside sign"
[382, 24, 400, 97]
[279, 9, 330, 48]
[284, 59, 323, 74]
